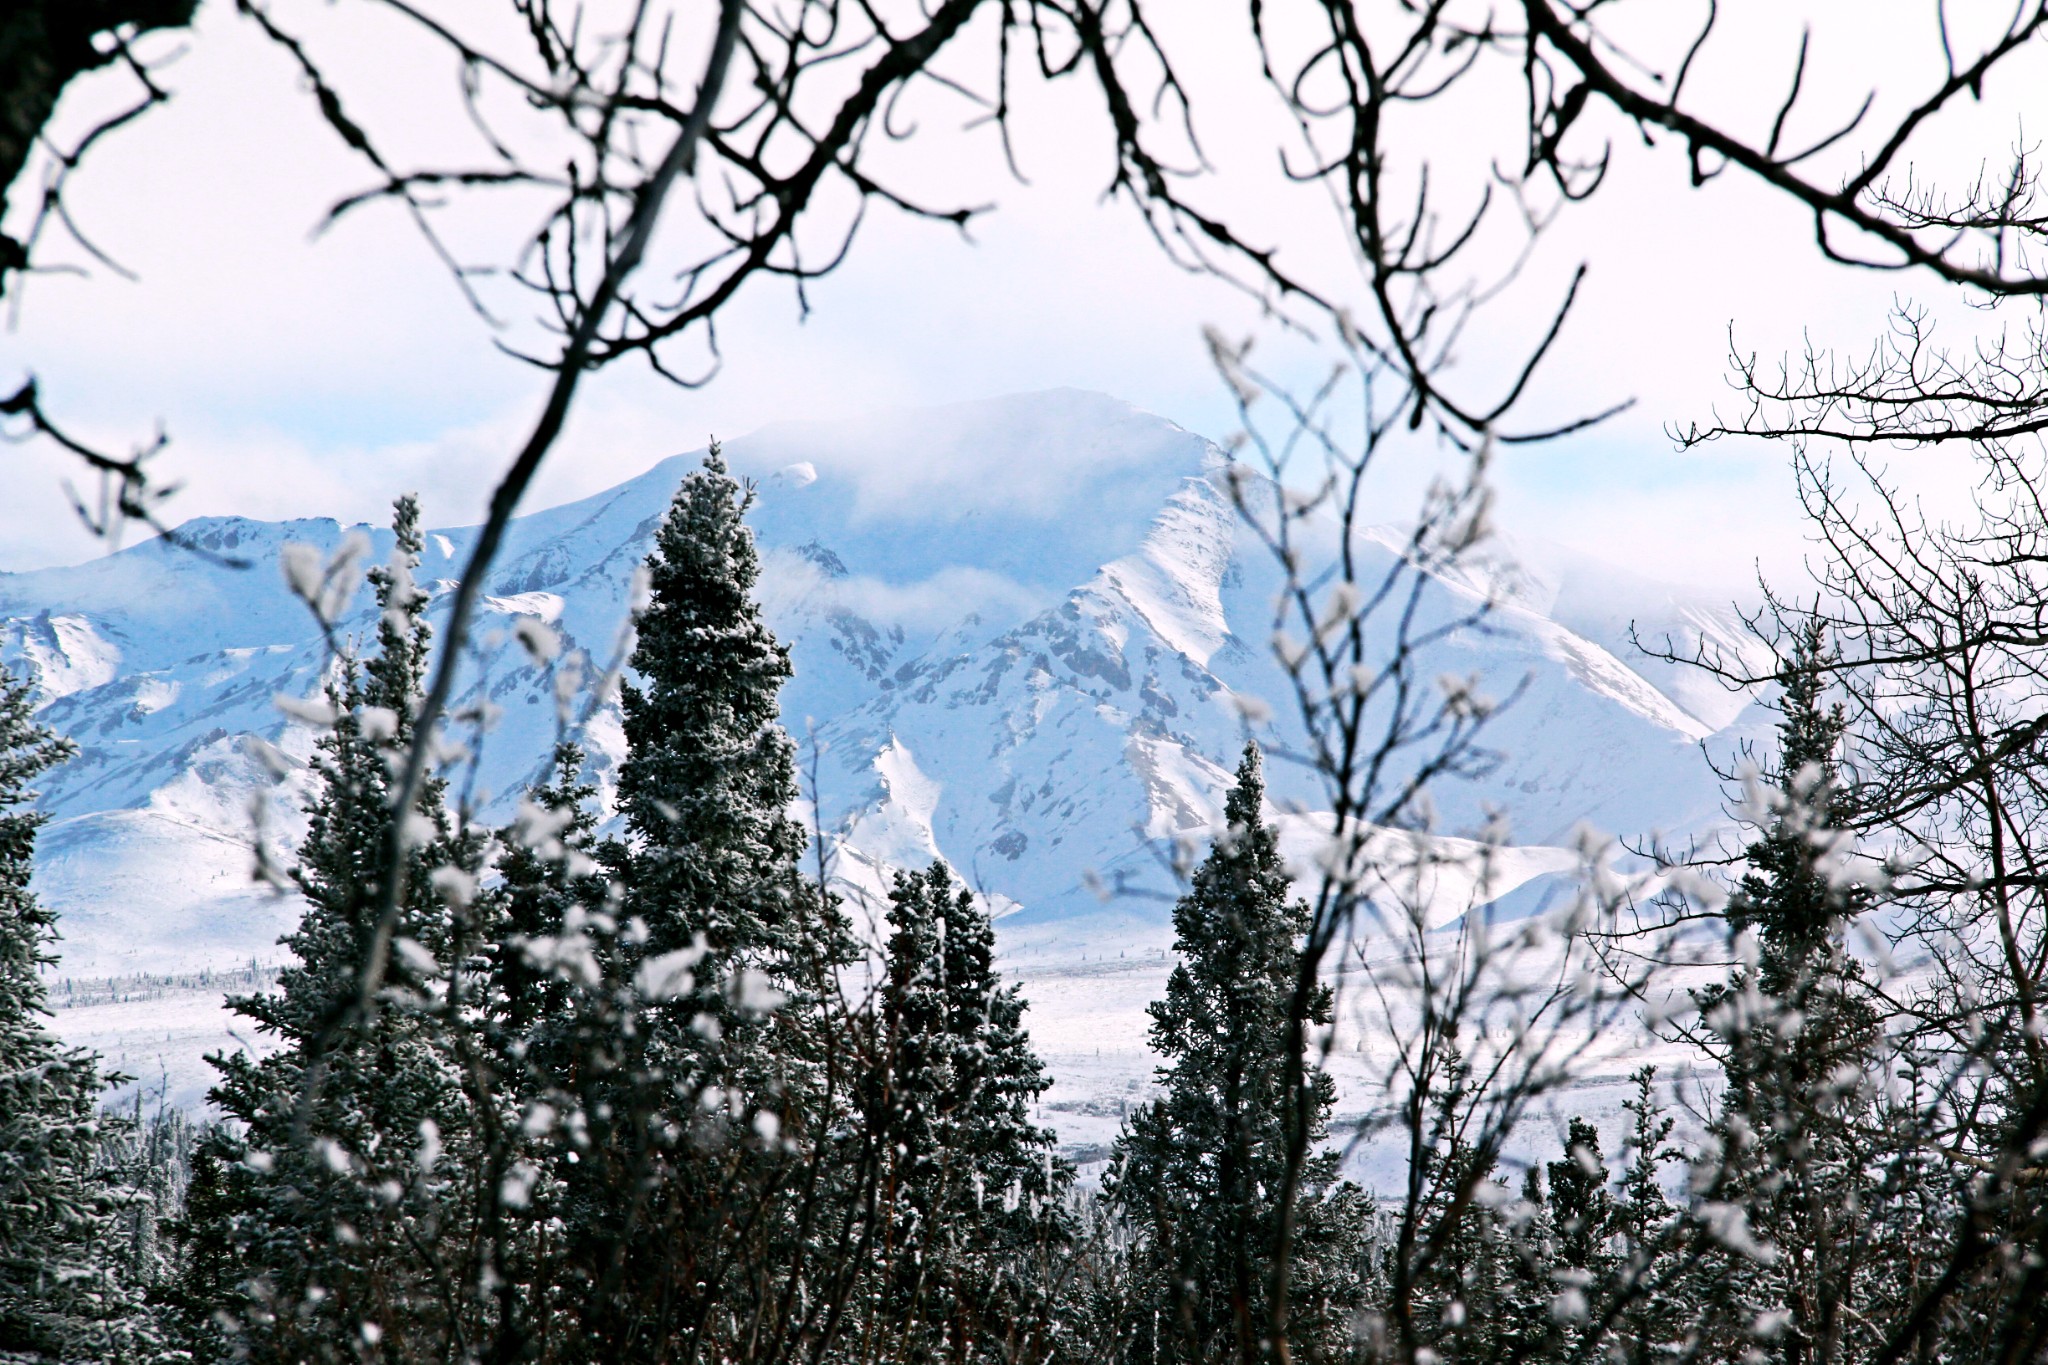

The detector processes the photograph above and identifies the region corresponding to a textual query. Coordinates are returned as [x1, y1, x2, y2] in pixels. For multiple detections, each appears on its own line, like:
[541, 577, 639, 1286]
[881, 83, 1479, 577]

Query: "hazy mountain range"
[3, 389, 1764, 981]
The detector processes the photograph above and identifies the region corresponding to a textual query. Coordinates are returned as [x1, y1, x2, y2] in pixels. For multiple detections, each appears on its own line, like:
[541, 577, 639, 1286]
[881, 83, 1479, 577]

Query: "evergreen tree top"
[1151, 744, 1317, 1061]
[617, 444, 797, 832]
[1772, 618, 1847, 792]
[625, 443, 790, 717]
[1546, 1116, 1614, 1270]
[1184, 745, 1300, 933]
[612, 443, 816, 966]
[364, 493, 430, 729]
[1728, 618, 1863, 961]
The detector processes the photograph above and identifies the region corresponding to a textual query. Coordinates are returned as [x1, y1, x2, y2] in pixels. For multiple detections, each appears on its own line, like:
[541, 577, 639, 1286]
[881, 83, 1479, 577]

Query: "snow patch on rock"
[1092, 471, 1236, 667]
[3, 612, 123, 701]
[483, 591, 566, 623]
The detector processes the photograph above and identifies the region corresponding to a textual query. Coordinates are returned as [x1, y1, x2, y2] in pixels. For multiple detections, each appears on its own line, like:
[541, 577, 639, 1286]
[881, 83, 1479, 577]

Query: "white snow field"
[49, 977, 275, 1116]
[10, 390, 1763, 1176]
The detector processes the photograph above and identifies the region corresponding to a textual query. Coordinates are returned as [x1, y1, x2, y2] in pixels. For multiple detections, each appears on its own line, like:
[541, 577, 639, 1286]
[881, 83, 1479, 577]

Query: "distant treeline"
[47, 964, 282, 1010]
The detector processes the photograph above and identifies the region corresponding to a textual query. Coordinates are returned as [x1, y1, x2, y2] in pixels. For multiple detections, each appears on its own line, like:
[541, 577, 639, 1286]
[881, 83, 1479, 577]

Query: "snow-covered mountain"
[5, 389, 1762, 981]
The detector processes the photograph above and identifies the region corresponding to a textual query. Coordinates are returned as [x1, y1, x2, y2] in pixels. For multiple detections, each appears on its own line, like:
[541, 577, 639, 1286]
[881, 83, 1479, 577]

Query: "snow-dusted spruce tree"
[1546, 1118, 1615, 1283]
[1683, 620, 1887, 1364]
[0, 669, 156, 1360]
[867, 862, 1073, 1364]
[1106, 744, 1369, 1365]
[613, 441, 819, 973]
[1538, 1118, 1617, 1363]
[470, 740, 614, 1351]
[1723, 622, 1871, 969]
[558, 443, 860, 1359]
[1605, 1066, 1685, 1362]
[1496, 1163, 1559, 1362]
[196, 495, 490, 1362]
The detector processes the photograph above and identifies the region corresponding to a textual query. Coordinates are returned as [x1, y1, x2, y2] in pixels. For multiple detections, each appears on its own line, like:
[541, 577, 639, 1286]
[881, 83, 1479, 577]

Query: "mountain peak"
[6, 393, 1746, 980]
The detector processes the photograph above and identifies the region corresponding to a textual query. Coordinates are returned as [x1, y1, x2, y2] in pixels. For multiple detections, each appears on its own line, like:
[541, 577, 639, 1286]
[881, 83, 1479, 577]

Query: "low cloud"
[759, 551, 1049, 634]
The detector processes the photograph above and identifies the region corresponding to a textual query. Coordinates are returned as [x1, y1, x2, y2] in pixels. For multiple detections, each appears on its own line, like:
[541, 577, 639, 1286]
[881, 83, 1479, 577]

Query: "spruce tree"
[0, 669, 149, 1359]
[1613, 1069, 1676, 1261]
[198, 495, 488, 1362]
[1546, 1118, 1614, 1275]
[554, 446, 859, 1360]
[614, 440, 813, 977]
[873, 862, 1072, 1363]
[1689, 620, 1885, 1365]
[1107, 744, 1369, 1365]
[1529, 1119, 1617, 1364]
[1610, 1067, 1682, 1365]
[1726, 617, 1865, 972]
[1497, 1165, 1560, 1364]
[475, 740, 613, 1357]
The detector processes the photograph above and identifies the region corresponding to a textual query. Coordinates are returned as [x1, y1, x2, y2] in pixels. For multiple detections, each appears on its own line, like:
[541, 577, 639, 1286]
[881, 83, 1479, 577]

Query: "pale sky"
[1, 1, 2035, 594]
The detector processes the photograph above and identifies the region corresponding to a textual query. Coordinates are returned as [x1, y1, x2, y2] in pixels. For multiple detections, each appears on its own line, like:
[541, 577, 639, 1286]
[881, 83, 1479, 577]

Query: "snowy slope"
[5, 389, 1756, 986]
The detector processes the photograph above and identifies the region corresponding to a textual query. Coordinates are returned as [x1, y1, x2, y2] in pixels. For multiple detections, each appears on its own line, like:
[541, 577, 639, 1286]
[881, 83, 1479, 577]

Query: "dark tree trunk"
[0, 0, 196, 291]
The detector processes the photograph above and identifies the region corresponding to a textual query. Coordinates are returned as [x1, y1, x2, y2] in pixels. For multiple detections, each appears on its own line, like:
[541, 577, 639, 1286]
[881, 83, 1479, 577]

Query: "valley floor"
[51, 914, 1711, 1195]
[53, 977, 276, 1115]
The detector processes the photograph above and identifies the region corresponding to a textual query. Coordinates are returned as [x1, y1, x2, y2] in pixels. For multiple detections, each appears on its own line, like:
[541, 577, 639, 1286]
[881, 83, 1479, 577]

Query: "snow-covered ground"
[46, 906, 1715, 1203]
[1004, 913, 1716, 1190]
[50, 975, 279, 1115]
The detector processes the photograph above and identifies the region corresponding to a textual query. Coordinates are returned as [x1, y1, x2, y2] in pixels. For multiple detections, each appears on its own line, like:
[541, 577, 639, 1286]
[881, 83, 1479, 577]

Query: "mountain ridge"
[3, 389, 1760, 979]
